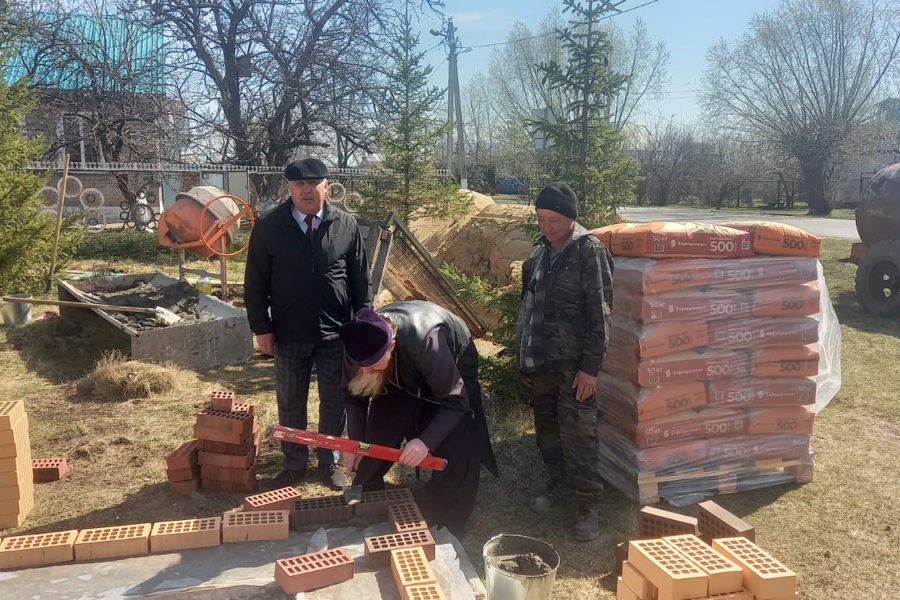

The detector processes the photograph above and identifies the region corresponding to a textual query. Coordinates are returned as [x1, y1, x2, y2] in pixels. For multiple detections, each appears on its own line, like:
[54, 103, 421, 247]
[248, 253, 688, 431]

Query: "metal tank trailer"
[854, 163, 900, 316]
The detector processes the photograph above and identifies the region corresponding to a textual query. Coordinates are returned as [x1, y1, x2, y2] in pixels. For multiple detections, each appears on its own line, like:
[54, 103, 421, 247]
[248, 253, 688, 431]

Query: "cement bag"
[720, 221, 821, 257]
[591, 222, 640, 248]
[597, 372, 708, 423]
[604, 347, 751, 387]
[614, 257, 713, 295]
[706, 377, 817, 408]
[752, 284, 820, 317]
[750, 345, 820, 378]
[707, 316, 819, 349]
[610, 317, 709, 358]
[707, 256, 819, 289]
[609, 222, 753, 258]
[615, 288, 753, 322]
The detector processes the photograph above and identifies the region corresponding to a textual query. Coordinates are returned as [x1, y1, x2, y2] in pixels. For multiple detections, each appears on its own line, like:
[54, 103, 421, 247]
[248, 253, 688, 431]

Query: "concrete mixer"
[157, 185, 255, 298]
[854, 163, 900, 316]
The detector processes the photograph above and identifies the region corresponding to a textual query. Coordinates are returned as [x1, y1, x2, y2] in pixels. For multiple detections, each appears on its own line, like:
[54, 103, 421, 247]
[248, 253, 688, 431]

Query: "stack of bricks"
[164, 390, 260, 493]
[617, 502, 796, 600]
[0, 400, 34, 528]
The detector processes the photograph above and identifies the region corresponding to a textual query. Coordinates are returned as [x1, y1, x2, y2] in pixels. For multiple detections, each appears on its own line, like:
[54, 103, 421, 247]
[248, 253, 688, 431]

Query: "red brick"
[388, 502, 428, 533]
[628, 539, 709, 600]
[365, 529, 436, 568]
[197, 430, 256, 455]
[150, 517, 221, 553]
[617, 575, 640, 600]
[712, 537, 796, 599]
[202, 478, 255, 493]
[664, 535, 743, 595]
[697, 501, 755, 543]
[638, 506, 699, 539]
[0, 442, 26, 459]
[404, 584, 446, 600]
[290, 495, 353, 527]
[0, 413, 27, 446]
[195, 409, 254, 437]
[0, 400, 26, 430]
[0, 452, 31, 473]
[354, 487, 415, 519]
[73, 524, 151, 561]
[0, 530, 77, 569]
[200, 465, 256, 485]
[167, 465, 200, 483]
[243, 486, 302, 512]
[209, 390, 236, 412]
[274, 548, 354, 594]
[0, 480, 32, 501]
[32, 457, 67, 482]
[169, 479, 200, 493]
[695, 592, 752, 600]
[193, 424, 247, 445]
[222, 510, 289, 543]
[622, 560, 658, 599]
[199, 447, 255, 470]
[165, 440, 198, 470]
[391, 546, 436, 598]
[233, 402, 255, 414]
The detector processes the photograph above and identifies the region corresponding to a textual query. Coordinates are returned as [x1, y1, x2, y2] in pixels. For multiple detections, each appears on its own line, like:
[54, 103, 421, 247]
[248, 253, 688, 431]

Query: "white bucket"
[0, 293, 33, 326]
[483, 534, 560, 600]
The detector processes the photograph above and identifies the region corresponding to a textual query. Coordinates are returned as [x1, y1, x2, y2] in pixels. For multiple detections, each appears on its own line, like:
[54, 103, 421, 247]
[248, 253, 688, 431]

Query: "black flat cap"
[285, 158, 328, 181]
[535, 182, 577, 220]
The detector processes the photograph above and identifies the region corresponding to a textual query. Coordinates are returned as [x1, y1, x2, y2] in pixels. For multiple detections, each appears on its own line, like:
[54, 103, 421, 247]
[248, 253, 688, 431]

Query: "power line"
[466, 0, 662, 49]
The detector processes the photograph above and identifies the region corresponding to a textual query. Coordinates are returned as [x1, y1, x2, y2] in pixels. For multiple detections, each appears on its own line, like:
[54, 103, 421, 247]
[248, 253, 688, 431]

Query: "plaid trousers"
[274, 339, 346, 470]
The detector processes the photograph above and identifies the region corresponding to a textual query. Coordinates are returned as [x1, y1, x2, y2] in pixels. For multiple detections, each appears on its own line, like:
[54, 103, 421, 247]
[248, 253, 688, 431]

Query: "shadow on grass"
[831, 290, 900, 338]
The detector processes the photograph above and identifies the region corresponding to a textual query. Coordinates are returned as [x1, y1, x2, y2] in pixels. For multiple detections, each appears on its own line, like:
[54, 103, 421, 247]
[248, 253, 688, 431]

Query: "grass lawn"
[0, 236, 897, 598]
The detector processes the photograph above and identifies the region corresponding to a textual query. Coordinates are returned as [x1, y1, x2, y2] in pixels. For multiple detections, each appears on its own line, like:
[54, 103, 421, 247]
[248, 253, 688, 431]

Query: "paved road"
[619, 206, 860, 240]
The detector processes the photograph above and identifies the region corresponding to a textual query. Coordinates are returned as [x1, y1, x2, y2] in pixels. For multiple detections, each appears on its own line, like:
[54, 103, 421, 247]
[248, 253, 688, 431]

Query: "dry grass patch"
[74, 350, 181, 401]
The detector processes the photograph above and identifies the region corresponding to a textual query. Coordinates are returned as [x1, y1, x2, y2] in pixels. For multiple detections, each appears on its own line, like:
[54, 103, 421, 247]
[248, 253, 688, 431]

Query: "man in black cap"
[244, 157, 372, 490]
[337, 301, 498, 537]
[516, 181, 614, 542]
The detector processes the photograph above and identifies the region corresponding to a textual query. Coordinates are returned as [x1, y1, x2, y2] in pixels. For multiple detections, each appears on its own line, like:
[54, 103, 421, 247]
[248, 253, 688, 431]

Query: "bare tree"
[702, 0, 900, 214]
[607, 18, 669, 127]
[635, 120, 698, 206]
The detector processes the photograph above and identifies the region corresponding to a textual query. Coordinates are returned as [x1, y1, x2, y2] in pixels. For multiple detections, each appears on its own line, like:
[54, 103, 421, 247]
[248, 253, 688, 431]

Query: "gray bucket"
[483, 534, 560, 600]
[0, 294, 33, 326]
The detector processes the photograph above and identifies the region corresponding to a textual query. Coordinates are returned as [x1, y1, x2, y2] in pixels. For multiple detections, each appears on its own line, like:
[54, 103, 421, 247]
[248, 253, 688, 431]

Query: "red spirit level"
[264, 424, 447, 471]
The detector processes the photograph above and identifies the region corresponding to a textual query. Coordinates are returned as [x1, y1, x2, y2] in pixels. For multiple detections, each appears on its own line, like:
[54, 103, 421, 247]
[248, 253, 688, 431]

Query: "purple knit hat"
[338, 308, 393, 367]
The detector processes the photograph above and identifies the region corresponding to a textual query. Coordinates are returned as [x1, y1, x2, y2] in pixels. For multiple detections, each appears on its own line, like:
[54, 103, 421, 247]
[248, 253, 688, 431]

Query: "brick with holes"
[209, 390, 236, 412]
[274, 548, 354, 594]
[638, 506, 699, 539]
[203, 478, 255, 493]
[0, 530, 78, 569]
[622, 560, 659, 599]
[150, 517, 222, 553]
[167, 465, 200, 483]
[628, 539, 709, 600]
[404, 584, 446, 600]
[354, 487, 415, 519]
[697, 501, 755, 543]
[200, 465, 256, 485]
[195, 409, 255, 437]
[73, 523, 151, 561]
[695, 592, 752, 600]
[233, 402, 255, 414]
[0, 413, 27, 447]
[290, 496, 353, 528]
[712, 537, 796, 599]
[165, 440, 199, 470]
[365, 529, 436, 568]
[615, 541, 629, 576]
[199, 448, 255, 470]
[388, 502, 428, 533]
[391, 546, 436, 597]
[169, 478, 200, 493]
[664, 535, 743, 595]
[617, 575, 640, 600]
[244, 486, 302, 512]
[0, 401, 26, 430]
[32, 457, 67, 482]
[221, 510, 289, 543]
[197, 430, 256, 456]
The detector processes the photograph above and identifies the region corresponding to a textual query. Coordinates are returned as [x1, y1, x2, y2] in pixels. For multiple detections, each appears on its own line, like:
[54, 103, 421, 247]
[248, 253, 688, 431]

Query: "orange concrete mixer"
[157, 185, 255, 258]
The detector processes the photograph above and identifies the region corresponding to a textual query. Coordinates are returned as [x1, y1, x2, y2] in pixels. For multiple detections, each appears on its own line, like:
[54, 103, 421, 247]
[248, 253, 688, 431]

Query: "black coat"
[243, 200, 372, 343]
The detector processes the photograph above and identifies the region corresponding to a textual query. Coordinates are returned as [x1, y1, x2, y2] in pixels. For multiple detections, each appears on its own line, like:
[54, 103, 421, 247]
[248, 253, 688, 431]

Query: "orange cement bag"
[706, 377, 816, 407]
[611, 318, 709, 358]
[708, 317, 819, 349]
[614, 288, 754, 322]
[597, 373, 708, 423]
[747, 406, 815, 435]
[752, 284, 820, 317]
[633, 408, 747, 448]
[591, 223, 640, 248]
[721, 221, 822, 257]
[708, 256, 819, 289]
[612, 348, 751, 387]
[614, 257, 713, 295]
[706, 434, 811, 462]
[609, 222, 753, 258]
[751, 345, 819, 378]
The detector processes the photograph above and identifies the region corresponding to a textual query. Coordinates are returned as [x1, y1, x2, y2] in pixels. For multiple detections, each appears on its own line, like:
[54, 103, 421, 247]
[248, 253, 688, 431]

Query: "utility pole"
[433, 19, 468, 190]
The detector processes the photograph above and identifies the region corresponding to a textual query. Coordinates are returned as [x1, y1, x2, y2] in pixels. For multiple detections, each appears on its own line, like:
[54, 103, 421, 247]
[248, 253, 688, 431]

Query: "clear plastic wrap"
[597, 254, 840, 505]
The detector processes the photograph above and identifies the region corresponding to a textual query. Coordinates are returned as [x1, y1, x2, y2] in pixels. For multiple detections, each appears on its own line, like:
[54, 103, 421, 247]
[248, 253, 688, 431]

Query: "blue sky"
[419, 0, 782, 124]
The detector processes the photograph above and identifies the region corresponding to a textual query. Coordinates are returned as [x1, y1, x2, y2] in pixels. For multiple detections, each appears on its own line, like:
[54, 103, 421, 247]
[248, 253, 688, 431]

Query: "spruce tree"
[0, 56, 85, 295]
[531, 0, 638, 227]
[360, 5, 468, 223]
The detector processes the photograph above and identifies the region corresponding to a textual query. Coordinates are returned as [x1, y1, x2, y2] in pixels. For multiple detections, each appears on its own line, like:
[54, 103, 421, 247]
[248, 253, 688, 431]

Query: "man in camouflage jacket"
[516, 182, 614, 542]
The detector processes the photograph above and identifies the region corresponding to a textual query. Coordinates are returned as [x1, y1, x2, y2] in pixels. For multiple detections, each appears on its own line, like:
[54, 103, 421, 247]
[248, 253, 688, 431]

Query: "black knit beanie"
[534, 182, 577, 220]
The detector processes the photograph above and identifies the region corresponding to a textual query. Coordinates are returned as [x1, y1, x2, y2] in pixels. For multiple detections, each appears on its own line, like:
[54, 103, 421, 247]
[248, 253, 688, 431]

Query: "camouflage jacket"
[516, 222, 614, 374]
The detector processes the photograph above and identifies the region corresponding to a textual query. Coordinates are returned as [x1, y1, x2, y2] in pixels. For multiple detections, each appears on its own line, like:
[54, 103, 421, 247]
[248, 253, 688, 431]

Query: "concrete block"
[365, 529, 436, 568]
[290, 496, 353, 528]
[274, 548, 354, 594]
[354, 487, 415, 519]
[664, 535, 743, 595]
[622, 560, 658, 599]
[697, 501, 755, 543]
[32, 457, 68, 482]
[221, 510, 289, 543]
[628, 539, 709, 600]
[165, 440, 198, 470]
[639, 506, 699, 539]
[73, 524, 151, 561]
[388, 502, 429, 533]
[243, 486, 302, 512]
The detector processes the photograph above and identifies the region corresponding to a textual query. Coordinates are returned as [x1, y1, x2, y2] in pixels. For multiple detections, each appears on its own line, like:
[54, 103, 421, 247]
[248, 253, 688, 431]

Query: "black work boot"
[573, 491, 600, 542]
[530, 479, 566, 514]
